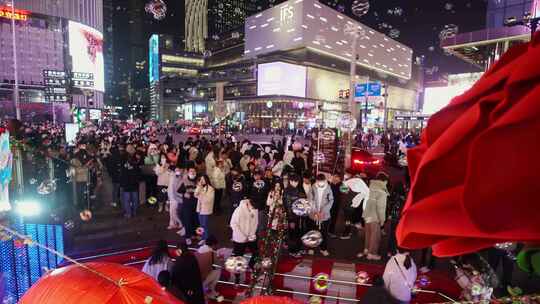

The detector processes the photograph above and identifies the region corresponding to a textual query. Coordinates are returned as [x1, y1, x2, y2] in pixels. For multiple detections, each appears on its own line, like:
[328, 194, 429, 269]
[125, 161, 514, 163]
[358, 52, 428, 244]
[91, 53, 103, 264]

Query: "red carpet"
[309, 259, 334, 303]
[73, 248, 461, 303]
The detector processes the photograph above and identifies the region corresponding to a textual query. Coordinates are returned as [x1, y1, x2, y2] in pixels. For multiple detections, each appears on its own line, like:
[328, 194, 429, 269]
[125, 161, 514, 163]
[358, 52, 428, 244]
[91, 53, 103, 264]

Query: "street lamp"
[7, 0, 21, 120]
[343, 23, 366, 169]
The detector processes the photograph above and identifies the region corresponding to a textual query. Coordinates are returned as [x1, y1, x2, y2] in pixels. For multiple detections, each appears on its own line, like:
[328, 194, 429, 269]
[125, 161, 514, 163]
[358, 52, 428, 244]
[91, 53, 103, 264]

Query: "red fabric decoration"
[241, 296, 303, 304]
[19, 262, 184, 304]
[397, 33, 540, 257]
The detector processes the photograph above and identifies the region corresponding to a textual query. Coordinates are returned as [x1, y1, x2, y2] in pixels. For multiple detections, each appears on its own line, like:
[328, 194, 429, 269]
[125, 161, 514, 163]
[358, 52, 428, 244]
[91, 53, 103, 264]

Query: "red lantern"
[241, 296, 303, 304]
[19, 262, 184, 304]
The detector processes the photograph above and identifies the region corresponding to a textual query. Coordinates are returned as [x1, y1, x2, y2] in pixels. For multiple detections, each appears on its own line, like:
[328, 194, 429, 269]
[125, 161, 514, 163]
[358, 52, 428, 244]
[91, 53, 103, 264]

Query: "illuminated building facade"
[0, 0, 105, 120]
[443, 1, 538, 71]
[153, 0, 422, 128]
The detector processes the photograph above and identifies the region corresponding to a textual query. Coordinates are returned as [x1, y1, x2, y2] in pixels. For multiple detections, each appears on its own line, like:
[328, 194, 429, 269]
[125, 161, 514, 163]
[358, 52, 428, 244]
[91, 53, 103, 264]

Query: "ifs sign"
[280, 5, 294, 24]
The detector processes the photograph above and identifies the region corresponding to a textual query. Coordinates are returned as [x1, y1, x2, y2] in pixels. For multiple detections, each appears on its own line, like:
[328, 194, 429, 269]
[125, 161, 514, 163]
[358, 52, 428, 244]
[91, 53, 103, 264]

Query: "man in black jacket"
[248, 170, 269, 232]
[226, 167, 246, 215]
[104, 146, 123, 207]
[328, 173, 343, 238]
[283, 174, 303, 257]
[120, 153, 141, 218]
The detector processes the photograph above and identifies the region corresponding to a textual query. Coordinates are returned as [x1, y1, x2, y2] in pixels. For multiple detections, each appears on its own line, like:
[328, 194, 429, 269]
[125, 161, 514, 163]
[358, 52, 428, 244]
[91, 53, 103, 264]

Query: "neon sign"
[0, 7, 29, 21]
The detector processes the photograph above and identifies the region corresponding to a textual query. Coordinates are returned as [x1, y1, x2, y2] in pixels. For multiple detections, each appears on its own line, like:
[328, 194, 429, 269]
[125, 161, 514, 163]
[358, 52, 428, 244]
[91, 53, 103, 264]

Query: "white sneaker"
[367, 254, 382, 261]
[320, 250, 330, 257]
[167, 225, 177, 230]
[177, 227, 186, 236]
[158, 205, 163, 213]
[355, 223, 364, 230]
[198, 240, 206, 246]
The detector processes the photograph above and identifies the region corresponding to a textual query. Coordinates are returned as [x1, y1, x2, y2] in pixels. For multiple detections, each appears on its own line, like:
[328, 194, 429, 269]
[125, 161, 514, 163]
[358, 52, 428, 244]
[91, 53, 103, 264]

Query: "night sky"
[148, 0, 488, 75]
[324, 0, 488, 75]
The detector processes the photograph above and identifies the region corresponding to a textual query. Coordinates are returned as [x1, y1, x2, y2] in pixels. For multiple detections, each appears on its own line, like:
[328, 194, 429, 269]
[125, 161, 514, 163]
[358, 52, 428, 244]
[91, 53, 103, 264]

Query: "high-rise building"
[208, 0, 253, 36]
[103, 0, 114, 104]
[185, 0, 208, 52]
[109, 0, 185, 110]
[186, 0, 273, 53]
[0, 0, 105, 120]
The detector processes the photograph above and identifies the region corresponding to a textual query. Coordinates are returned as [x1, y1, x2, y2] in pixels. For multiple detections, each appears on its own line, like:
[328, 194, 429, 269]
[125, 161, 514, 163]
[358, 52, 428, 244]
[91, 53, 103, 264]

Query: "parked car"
[351, 148, 383, 177]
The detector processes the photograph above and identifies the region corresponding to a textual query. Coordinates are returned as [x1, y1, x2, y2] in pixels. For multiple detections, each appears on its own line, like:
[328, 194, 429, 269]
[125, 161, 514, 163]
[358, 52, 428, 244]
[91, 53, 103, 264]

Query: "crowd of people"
[2, 119, 518, 303]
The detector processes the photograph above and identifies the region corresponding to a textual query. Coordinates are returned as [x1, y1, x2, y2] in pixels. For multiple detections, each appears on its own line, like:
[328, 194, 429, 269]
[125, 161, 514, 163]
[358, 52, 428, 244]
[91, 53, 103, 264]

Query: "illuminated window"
[161, 55, 204, 66]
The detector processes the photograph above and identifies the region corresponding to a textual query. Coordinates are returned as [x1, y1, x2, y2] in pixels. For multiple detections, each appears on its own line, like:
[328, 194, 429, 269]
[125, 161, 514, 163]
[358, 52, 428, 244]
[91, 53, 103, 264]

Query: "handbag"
[393, 256, 415, 296]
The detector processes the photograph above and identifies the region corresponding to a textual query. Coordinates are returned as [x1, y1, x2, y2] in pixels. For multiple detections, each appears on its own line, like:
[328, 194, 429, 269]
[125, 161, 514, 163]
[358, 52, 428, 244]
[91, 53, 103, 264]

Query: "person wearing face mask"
[230, 199, 259, 284]
[194, 175, 215, 244]
[248, 170, 269, 232]
[300, 173, 314, 203]
[283, 174, 303, 257]
[226, 167, 246, 227]
[154, 153, 170, 213]
[307, 174, 334, 257]
[167, 166, 185, 231]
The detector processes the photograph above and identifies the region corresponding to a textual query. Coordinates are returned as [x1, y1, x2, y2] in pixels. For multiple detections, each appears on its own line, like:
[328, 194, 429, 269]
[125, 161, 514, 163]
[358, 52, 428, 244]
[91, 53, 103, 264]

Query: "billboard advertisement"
[245, 0, 413, 79]
[68, 21, 104, 92]
[306, 67, 349, 101]
[355, 82, 382, 98]
[257, 62, 307, 97]
[149, 34, 160, 84]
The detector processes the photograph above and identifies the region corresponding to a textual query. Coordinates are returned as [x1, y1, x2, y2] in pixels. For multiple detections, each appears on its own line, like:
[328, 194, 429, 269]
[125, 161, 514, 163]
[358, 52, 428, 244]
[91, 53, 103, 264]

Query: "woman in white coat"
[360, 172, 389, 260]
[154, 155, 170, 213]
[383, 248, 417, 303]
[194, 175, 215, 242]
[230, 199, 259, 269]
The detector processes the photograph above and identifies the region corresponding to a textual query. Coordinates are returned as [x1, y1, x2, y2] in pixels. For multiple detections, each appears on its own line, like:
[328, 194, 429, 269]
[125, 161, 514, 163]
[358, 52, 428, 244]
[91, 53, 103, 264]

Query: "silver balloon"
[225, 256, 249, 274]
[495, 242, 517, 251]
[292, 198, 311, 217]
[261, 257, 273, 269]
[37, 179, 57, 195]
[302, 230, 323, 248]
[64, 220, 75, 230]
[253, 180, 265, 190]
[145, 0, 167, 20]
[232, 181, 243, 192]
[352, 0, 369, 18]
[314, 152, 325, 164]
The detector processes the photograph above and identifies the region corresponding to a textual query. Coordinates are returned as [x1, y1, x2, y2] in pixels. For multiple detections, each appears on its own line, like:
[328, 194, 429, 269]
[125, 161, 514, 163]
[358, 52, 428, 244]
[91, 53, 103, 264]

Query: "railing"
[98, 250, 458, 303]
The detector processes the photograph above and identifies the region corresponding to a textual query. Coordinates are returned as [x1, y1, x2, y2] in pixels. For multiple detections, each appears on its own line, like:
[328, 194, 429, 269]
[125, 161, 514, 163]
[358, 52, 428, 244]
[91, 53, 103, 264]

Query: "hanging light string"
[0, 222, 122, 287]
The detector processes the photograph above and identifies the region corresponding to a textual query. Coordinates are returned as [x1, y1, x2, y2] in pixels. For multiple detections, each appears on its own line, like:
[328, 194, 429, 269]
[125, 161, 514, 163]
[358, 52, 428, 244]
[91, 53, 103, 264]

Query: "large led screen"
[149, 34, 159, 84]
[306, 67, 349, 101]
[68, 21, 105, 92]
[257, 62, 307, 97]
[423, 85, 471, 115]
[245, 0, 413, 80]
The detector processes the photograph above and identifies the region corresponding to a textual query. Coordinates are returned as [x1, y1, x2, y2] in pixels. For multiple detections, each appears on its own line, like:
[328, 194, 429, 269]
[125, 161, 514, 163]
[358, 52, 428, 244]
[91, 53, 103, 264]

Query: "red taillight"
[373, 159, 381, 165]
[353, 159, 364, 165]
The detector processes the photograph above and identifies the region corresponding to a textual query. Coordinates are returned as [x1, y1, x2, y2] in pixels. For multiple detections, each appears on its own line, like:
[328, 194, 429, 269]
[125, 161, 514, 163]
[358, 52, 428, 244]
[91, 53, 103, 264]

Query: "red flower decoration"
[397, 33, 540, 257]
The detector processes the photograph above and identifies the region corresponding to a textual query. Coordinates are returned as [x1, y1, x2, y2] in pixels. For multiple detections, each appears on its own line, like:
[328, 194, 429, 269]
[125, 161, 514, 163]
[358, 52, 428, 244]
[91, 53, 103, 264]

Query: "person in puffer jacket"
[307, 174, 334, 257]
[359, 172, 389, 261]
[283, 174, 303, 257]
[226, 167, 246, 220]
[154, 154, 170, 213]
[248, 170, 269, 232]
